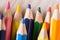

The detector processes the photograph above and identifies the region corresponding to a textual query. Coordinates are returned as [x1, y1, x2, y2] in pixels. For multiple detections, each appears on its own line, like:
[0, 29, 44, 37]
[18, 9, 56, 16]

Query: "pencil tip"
[47, 7, 51, 12]
[21, 18, 25, 24]
[6, 1, 10, 9]
[55, 4, 59, 10]
[28, 4, 31, 9]
[38, 7, 41, 13]
[0, 13, 3, 19]
[16, 4, 21, 12]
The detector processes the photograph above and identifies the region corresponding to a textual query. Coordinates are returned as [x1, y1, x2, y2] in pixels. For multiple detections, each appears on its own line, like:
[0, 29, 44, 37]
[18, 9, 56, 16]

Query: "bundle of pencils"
[0, 1, 60, 40]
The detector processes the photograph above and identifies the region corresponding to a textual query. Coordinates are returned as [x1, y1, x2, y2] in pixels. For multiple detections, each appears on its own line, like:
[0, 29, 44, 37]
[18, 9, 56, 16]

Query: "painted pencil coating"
[37, 23, 48, 40]
[27, 19, 34, 40]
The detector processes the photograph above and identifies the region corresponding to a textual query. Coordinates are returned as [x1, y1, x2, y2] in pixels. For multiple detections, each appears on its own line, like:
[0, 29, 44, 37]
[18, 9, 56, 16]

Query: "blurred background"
[0, 0, 60, 16]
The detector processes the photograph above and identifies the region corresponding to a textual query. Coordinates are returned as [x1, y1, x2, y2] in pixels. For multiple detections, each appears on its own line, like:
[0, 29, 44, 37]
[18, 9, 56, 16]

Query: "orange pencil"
[50, 4, 60, 40]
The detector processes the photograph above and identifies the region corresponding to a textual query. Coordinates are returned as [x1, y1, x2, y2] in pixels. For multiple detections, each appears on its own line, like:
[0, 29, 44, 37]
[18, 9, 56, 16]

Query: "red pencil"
[5, 1, 12, 40]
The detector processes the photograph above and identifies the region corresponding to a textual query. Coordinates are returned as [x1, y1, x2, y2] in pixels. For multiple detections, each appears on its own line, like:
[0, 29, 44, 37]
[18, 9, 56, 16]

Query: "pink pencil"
[5, 1, 12, 40]
[3, 0, 10, 27]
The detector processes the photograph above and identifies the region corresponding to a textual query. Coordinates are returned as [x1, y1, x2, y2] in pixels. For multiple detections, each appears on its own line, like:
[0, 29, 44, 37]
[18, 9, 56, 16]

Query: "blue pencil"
[0, 13, 6, 40]
[16, 18, 27, 40]
[24, 4, 33, 33]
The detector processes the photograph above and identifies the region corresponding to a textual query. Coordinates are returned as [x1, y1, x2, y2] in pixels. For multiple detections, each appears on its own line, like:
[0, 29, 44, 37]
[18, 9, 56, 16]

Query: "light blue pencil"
[16, 18, 27, 40]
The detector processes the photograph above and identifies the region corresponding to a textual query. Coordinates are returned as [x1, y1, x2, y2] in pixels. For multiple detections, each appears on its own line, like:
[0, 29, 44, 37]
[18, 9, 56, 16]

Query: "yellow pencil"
[37, 23, 48, 40]
[11, 4, 22, 40]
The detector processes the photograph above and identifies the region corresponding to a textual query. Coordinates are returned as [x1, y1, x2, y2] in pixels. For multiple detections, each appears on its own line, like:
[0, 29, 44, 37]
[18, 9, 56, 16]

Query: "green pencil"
[33, 7, 43, 40]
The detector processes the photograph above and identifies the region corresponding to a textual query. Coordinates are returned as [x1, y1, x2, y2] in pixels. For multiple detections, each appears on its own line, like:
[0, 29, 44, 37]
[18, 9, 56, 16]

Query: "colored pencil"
[0, 13, 6, 40]
[44, 7, 51, 37]
[24, 4, 33, 33]
[3, 0, 10, 27]
[33, 7, 43, 40]
[50, 4, 60, 40]
[37, 23, 48, 40]
[11, 4, 22, 40]
[5, 1, 12, 40]
[16, 18, 27, 40]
